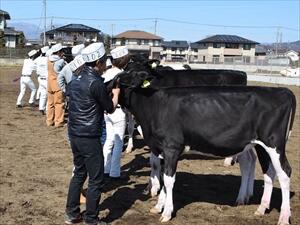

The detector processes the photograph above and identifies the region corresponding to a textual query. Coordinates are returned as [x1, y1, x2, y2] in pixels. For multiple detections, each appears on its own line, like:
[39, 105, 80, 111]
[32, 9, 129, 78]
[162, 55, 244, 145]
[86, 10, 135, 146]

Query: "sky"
[1, 0, 299, 43]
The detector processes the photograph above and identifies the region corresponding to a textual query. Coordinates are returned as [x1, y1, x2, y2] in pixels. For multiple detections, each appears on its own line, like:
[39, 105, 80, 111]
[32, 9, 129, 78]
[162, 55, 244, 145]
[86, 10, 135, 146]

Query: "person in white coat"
[16, 49, 38, 107]
[34, 46, 49, 114]
[102, 46, 130, 179]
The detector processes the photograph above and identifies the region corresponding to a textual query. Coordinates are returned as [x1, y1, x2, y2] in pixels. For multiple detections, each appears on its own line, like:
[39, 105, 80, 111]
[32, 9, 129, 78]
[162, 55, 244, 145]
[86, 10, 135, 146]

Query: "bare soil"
[0, 66, 299, 225]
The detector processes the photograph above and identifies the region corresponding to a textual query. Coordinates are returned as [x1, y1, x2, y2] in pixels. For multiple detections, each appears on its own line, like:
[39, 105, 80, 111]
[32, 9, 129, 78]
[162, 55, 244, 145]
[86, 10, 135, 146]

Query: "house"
[44, 23, 101, 45]
[161, 40, 189, 62]
[112, 30, 163, 59]
[0, 9, 25, 48]
[195, 34, 259, 63]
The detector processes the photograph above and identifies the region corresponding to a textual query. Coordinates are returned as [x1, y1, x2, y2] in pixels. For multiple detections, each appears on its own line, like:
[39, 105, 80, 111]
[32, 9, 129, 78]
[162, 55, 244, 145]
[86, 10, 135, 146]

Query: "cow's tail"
[286, 91, 297, 141]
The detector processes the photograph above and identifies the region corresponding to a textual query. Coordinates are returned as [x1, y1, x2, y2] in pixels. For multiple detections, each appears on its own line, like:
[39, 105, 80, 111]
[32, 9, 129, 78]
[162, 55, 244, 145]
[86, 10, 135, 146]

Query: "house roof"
[162, 40, 189, 48]
[196, 35, 259, 44]
[0, 9, 10, 20]
[190, 42, 203, 49]
[46, 23, 100, 34]
[4, 27, 23, 36]
[114, 30, 163, 40]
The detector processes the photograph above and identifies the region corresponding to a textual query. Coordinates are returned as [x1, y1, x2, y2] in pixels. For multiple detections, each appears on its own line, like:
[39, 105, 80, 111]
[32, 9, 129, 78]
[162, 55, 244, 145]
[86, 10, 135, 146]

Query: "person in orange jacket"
[46, 43, 66, 128]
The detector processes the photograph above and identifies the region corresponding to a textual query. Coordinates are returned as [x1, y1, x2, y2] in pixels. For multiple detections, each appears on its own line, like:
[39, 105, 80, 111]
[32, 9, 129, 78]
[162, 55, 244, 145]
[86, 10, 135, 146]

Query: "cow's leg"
[159, 173, 176, 222]
[246, 148, 256, 201]
[158, 148, 181, 223]
[150, 186, 166, 214]
[252, 140, 291, 225]
[150, 152, 161, 197]
[224, 156, 237, 166]
[254, 144, 276, 216]
[137, 125, 144, 138]
[235, 148, 256, 205]
[125, 114, 135, 153]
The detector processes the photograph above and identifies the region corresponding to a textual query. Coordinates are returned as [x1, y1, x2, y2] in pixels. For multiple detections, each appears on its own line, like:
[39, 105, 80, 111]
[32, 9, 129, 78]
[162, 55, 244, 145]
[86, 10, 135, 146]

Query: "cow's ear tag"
[141, 80, 150, 88]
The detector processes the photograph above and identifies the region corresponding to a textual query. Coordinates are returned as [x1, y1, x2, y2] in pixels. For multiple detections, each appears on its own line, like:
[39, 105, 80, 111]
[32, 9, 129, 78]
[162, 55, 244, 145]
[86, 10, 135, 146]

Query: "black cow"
[116, 70, 296, 224]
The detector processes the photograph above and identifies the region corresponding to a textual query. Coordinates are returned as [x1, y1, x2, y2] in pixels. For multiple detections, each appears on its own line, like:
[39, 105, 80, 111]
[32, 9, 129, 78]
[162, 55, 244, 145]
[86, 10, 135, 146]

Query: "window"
[213, 43, 221, 48]
[225, 43, 239, 49]
[193, 48, 198, 52]
[144, 40, 149, 45]
[243, 44, 251, 50]
[171, 47, 176, 51]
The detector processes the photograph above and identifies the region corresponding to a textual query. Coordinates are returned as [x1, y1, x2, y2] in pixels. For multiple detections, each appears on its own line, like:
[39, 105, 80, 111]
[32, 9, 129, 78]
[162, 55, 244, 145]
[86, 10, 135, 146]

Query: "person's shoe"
[29, 103, 38, 107]
[39, 110, 45, 115]
[65, 213, 83, 224]
[16, 104, 22, 108]
[84, 220, 110, 225]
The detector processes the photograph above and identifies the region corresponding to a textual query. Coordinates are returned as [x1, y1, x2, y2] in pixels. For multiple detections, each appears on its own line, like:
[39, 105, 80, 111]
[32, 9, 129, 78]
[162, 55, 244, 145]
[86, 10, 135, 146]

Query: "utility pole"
[275, 27, 280, 57]
[43, 0, 46, 46]
[154, 18, 157, 35]
[111, 24, 114, 48]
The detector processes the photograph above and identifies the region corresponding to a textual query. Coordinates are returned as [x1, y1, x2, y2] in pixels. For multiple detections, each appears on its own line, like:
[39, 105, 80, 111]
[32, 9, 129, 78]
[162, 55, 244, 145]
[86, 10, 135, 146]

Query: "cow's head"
[114, 66, 156, 108]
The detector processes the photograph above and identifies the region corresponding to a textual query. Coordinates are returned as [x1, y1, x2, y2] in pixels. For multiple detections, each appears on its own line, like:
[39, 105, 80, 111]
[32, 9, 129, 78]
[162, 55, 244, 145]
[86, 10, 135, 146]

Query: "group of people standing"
[16, 42, 132, 225]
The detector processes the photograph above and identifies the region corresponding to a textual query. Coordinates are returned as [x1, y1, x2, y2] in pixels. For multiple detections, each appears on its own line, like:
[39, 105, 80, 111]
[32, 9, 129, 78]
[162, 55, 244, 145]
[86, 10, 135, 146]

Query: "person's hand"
[112, 87, 120, 97]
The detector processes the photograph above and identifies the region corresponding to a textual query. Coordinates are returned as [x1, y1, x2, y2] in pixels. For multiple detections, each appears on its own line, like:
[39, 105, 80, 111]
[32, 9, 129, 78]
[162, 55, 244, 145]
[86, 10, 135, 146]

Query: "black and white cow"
[116, 70, 296, 224]
[123, 62, 256, 203]
[124, 61, 247, 154]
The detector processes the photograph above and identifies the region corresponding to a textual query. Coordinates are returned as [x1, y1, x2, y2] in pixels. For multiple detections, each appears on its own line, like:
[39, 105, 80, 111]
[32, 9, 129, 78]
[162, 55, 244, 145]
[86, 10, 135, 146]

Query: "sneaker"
[39, 110, 45, 115]
[65, 213, 83, 224]
[16, 105, 22, 108]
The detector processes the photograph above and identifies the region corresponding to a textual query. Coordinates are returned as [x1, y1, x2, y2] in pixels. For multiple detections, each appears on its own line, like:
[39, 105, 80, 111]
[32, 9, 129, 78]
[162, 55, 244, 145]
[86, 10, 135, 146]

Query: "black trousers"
[66, 136, 105, 224]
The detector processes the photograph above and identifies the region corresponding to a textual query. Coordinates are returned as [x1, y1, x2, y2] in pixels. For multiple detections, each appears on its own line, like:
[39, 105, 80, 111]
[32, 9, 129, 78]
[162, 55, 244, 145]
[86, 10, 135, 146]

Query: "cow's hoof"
[254, 205, 266, 216]
[159, 215, 171, 223]
[150, 207, 161, 214]
[254, 209, 265, 216]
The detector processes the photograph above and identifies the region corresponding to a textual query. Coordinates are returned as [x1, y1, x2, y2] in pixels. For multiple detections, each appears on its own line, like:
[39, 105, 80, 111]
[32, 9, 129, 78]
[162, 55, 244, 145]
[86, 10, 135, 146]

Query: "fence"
[0, 47, 37, 59]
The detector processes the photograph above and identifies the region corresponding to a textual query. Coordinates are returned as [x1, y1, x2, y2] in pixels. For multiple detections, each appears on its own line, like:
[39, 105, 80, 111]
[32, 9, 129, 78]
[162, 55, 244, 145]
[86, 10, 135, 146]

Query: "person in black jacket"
[65, 42, 120, 225]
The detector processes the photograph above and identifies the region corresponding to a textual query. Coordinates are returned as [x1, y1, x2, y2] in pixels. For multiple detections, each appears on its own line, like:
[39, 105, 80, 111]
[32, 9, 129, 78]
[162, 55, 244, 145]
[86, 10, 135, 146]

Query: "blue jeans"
[66, 136, 105, 224]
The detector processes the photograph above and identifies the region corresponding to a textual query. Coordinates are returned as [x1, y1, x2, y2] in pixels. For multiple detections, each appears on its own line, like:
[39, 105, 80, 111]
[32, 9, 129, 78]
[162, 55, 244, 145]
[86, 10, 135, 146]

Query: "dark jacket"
[67, 65, 114, 137]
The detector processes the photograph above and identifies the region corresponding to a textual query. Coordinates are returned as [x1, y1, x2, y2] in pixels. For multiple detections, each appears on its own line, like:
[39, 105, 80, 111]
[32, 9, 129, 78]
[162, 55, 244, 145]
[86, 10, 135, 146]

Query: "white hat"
[111, 46, 129, 59]
[51, 43, 63, 53]
[71, 44, 85, 56]
[41, 46, 49, 54]
[28, 50, 37, 57]
[45, 49, 53, 57]
[81, 42, 106, 63]
[106, 58, 112, 67]
[69, 55, 85, 72]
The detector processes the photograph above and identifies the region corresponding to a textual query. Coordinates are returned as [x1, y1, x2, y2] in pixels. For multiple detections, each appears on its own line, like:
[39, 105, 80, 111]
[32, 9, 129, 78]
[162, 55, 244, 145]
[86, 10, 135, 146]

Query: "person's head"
[40, 46, 49, 57]
[71, 44, 85, 57]
[81, 42, 107, 74]
[110, 46, 130, 69]
[27, 49, 38, 60]
[51, 43, 64, 57]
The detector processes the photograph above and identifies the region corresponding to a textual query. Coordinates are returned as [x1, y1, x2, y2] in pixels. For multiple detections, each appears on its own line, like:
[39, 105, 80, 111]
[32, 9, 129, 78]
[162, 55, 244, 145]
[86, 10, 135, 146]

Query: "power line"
[9, 16, 299, 32]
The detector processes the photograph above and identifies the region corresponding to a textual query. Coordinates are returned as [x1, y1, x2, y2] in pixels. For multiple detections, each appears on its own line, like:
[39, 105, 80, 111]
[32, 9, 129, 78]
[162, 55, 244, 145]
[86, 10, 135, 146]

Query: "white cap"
[45, 49, 53, 57]
[106, 58, 112, 67]
[71, 44, 85, 56]
[69, 55, 85, 72]
[28, 50, 37, 57]
[111, 46, 129, 59]
[41, 46, 49, 54]
[51, 43, 63, 53]
[81, 42, 106, 63]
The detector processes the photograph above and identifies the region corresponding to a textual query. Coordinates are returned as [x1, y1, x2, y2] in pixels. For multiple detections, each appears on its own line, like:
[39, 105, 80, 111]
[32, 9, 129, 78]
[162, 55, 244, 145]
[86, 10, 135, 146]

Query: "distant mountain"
[7, 22, 42, 40]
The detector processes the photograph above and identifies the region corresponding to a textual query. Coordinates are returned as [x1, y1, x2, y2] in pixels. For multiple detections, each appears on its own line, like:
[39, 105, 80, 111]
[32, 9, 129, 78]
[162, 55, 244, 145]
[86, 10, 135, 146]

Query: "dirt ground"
[0, 66, 299, 225]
